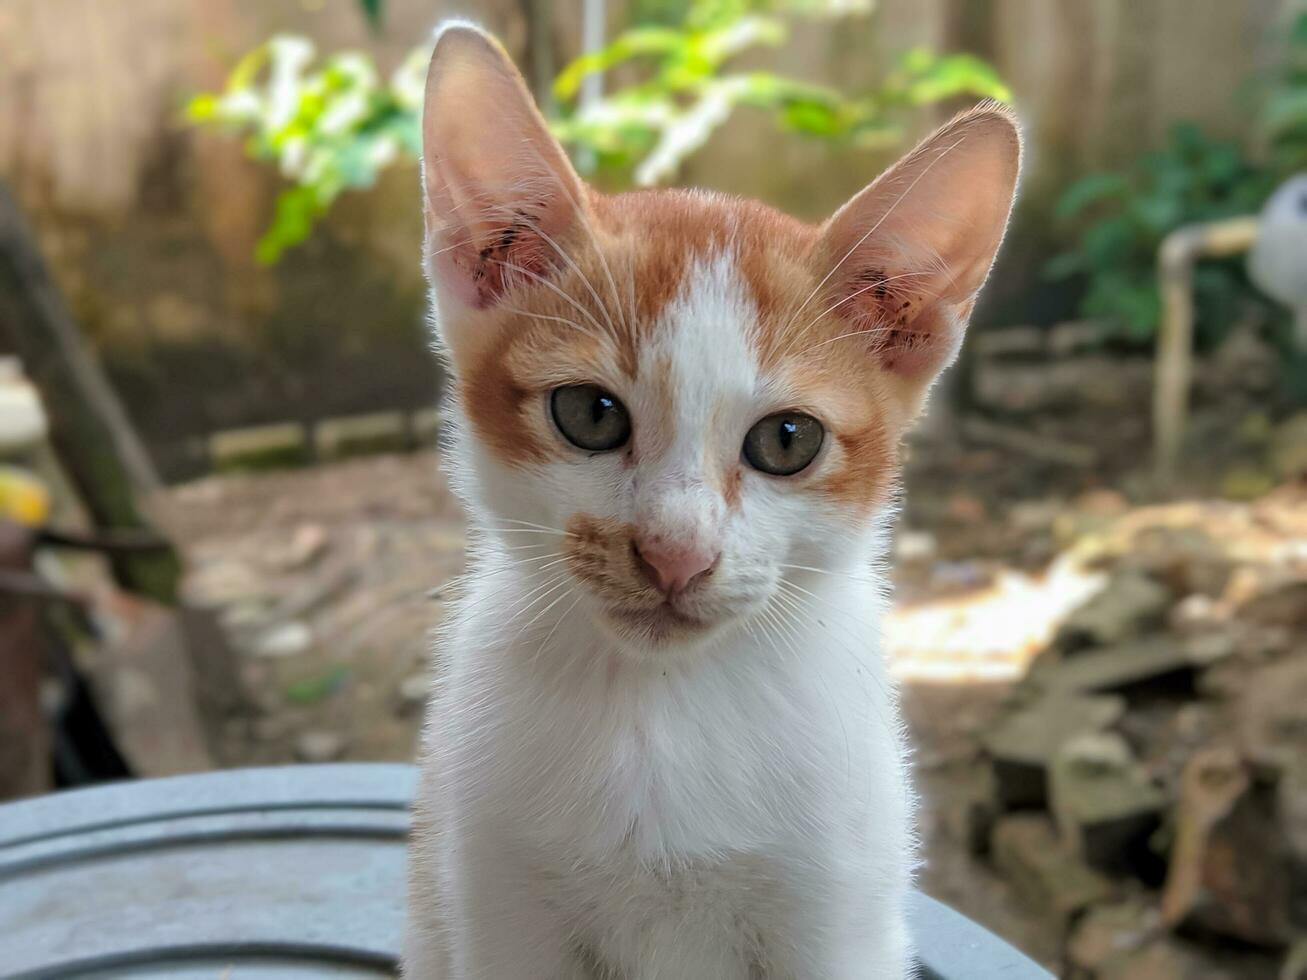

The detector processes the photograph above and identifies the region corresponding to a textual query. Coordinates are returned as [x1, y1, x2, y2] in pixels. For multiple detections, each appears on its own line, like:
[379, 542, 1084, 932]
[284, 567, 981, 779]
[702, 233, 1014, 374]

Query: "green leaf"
[897, 49, 1012, 104]
[1263, 89, 1307, 138]
[184, 93, 221, 123]
[256, 185, 327, 265]
[285, 666, 350, 704]
[188, 5, 1013, 262]
[553, 28, 686, 102]
[1054, 173, 1130, 220]
[358, 0, 383, 28]
[1043, 251, 1087, 281]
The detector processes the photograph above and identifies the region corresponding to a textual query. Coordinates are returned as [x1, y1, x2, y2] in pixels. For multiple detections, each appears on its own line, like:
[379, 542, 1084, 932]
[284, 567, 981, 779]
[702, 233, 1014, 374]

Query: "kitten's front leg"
[777, 892, 913, 980]
[443, 833, 586, 980]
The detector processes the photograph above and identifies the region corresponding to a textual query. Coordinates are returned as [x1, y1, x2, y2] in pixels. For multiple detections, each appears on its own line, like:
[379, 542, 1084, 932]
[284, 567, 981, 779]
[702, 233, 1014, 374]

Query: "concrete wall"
[1, 0, 1302, 476]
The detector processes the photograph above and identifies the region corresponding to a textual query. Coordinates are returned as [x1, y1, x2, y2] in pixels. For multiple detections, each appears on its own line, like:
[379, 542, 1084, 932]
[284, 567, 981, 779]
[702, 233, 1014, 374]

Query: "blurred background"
[1, 0, 1305, 976]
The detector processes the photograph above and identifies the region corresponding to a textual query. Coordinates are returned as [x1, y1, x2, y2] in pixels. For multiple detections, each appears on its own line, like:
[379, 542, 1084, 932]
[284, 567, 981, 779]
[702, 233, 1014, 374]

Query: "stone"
[1125, 526, 1234, 600]
[397, 673, 429, 715]
[893, 529, 936, 562]
[958, 768, 1000, 857]
[266, 522, 329, 571]
[209, 422, 308, 472]
[1237, 657, 1307, 776]
[1053, 571, 1172, 653]
[944, 492, 987, 524]
[183, 558, 266, 607]
[1009, 498, 1062, 533]
[990, 814, 1115, 928]
[410, 407, 445, 448]
[295, 730, 348, 763]
[316, 411, 409, 459]
[1279, 755, 1307, 934]
[1096, 938, 1241, 980]
[1161, 747, 1294, 947]
[246, 620, 313, 659]
[252, 713, 292, 743]
[1221, 466, 1277, 501]
[980, 694, 1125, 809]
[1236, 578, 1307, 630]
[1269, 412, 1307, 481]
[1283, 938, 1307, 980]
[1050, 732, 1165, 872]
[89, 597, 215, 777]
[1281, 755, 1307, 865]
[269, 566, 357, 622]
[1074, 488, 1130, 516]
[1065, 899, 1160, 977]
[1031, 635, 1229, 696]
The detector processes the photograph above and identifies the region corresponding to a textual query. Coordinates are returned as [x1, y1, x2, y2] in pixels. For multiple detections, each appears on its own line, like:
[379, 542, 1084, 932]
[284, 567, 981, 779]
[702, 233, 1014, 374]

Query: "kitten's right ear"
[422, 23, 582, 320]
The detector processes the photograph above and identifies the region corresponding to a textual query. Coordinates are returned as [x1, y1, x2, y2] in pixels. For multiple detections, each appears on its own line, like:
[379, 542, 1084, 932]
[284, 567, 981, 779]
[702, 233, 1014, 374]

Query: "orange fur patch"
[454, 187, 914, 514]
[563, 513, 658, 608]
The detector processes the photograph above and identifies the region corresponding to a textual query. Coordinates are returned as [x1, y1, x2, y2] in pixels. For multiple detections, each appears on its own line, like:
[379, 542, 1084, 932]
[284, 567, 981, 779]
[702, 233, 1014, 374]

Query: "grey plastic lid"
[0, 764, 1051, 979]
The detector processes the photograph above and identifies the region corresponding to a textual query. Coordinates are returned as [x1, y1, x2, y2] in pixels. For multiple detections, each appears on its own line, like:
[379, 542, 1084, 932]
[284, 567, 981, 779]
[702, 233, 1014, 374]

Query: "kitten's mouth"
[602, 600, 713, 644]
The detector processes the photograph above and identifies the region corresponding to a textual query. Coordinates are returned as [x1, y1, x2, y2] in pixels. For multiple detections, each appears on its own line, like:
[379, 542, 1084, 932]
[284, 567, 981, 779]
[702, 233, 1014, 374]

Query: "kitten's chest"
[496, 661, 834, 861]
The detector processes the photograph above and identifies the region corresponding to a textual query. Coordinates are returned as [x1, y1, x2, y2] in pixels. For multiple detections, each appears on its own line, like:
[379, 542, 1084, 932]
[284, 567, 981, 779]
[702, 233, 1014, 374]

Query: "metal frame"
[0, 765, 1052, 979]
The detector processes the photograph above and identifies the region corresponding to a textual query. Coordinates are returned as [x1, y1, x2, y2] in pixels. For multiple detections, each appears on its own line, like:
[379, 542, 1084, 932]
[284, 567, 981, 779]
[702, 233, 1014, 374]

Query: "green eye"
[551, 384, 632, 452]
[743, 412, 824, 476]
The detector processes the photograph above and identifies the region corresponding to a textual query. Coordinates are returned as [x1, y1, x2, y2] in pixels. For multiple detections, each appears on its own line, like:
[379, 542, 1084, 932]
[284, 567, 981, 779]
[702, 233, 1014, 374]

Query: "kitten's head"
[423, 24, 1020, 658]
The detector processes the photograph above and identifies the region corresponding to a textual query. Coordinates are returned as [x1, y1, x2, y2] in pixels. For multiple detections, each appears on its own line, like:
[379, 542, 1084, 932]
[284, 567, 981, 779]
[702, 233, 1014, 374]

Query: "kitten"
[404, 22, 1019, 980]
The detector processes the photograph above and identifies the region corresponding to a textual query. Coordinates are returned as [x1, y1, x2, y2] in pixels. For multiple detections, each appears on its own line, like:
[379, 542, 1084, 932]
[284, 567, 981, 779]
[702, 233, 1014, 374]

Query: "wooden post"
[1153, 216, 1258, 489]
[0, 183, 181, 603]
[0, 522, 49, 800]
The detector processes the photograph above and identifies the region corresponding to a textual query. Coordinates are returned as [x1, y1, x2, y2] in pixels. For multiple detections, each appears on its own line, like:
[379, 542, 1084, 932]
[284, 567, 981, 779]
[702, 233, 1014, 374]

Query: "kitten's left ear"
[421, 23, 584, 324]
[815, 103, 1020, 403]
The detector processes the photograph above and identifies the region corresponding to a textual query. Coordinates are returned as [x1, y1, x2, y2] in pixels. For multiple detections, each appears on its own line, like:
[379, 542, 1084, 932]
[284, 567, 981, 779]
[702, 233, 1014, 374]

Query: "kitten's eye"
[551, 384, 632, 452]
[742, 412, 824, 476]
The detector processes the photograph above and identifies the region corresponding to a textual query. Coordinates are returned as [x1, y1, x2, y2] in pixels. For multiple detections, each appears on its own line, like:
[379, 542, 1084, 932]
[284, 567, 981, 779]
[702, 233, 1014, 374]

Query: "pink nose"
[634, 539, 719, 596]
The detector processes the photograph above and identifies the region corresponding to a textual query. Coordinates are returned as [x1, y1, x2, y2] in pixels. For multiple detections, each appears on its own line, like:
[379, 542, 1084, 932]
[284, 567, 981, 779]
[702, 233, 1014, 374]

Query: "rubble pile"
[963, 489, 1307, 978]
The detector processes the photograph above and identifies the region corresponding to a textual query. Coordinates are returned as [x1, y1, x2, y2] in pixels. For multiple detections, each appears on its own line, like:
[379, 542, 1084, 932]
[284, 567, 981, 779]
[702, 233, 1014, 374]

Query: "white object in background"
[0, 357, 49, 455]
[1248, 173, 1307, 350]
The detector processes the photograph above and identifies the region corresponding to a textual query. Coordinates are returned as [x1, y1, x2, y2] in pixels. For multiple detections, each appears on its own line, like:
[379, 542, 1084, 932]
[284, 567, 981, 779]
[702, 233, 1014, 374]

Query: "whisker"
[519, 139, 632, 341]
[488, 257, 607, 338]
[780, 134, 969, 338]
[782, 271, 934, 361]
[481, 518, 571, 533]
[527, 589, 583, 666]
[777, 562, 878, 586]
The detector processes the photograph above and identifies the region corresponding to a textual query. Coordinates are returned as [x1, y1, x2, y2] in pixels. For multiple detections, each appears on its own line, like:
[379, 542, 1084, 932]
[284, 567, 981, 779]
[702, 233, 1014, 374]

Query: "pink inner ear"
[824, 259, 963, 380]
[422, 26, 584, 313]
[430, 194, 561, 311]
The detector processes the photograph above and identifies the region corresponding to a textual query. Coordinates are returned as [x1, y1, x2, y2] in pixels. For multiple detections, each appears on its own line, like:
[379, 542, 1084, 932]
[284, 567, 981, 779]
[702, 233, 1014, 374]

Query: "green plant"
[187, 0, 1009, 263]
[1048, 13, 1307, 347]
[551, 0, 1010, 185]
[1262, 11, 1307, 173]
[1047, 124, 1275, 345]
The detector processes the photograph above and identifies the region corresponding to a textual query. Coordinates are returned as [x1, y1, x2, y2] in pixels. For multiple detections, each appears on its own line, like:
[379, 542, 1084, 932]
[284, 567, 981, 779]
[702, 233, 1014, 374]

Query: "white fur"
[404, 252, 917, 979]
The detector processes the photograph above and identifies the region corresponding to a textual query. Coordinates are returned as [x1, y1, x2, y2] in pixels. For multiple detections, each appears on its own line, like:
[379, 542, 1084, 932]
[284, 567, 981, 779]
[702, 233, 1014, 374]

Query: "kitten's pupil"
[779, 419, 797, 450]
[592, 395, 613, 424]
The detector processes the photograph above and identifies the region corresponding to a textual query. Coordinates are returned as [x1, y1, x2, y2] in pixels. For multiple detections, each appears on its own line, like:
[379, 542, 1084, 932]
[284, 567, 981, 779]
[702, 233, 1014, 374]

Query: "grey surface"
[0, 764, 1051, 979]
